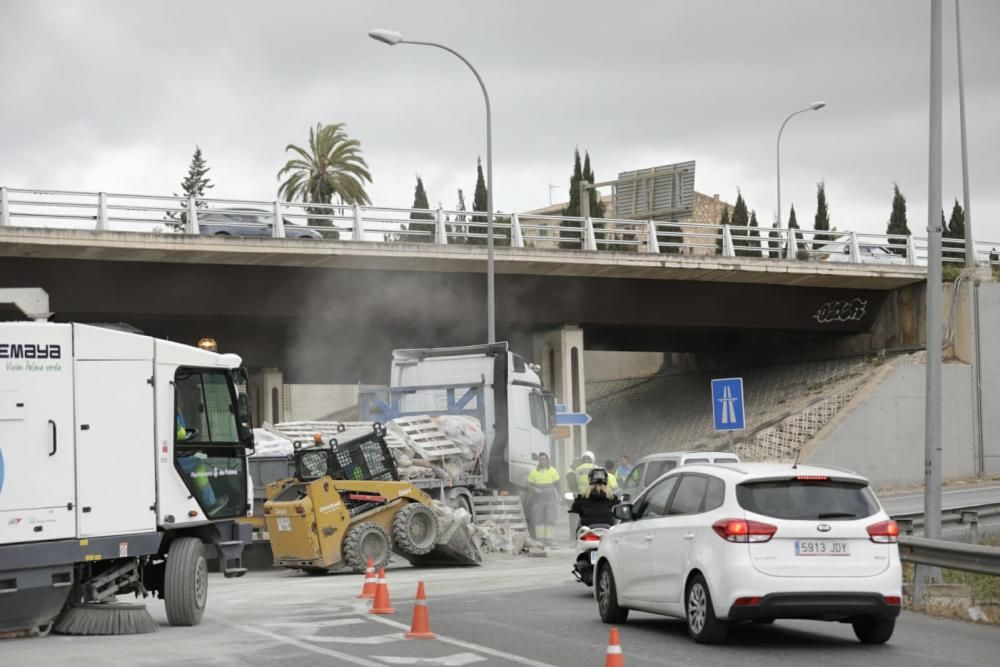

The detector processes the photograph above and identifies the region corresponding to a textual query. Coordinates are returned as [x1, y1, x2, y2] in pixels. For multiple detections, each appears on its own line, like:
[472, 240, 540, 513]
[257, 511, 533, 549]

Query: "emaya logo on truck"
[0, 343, 62, 360]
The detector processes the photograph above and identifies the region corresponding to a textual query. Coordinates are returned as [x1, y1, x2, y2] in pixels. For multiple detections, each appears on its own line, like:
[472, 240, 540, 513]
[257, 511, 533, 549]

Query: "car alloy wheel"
[688, 581, 707, 634]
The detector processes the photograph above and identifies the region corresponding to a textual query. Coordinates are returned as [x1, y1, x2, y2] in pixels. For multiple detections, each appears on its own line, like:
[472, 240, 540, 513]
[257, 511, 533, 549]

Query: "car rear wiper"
[817, 512, 858, 519]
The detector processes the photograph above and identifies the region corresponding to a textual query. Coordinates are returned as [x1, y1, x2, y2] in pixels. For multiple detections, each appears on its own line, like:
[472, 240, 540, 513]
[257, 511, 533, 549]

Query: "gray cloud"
[1, 0, 998, 241]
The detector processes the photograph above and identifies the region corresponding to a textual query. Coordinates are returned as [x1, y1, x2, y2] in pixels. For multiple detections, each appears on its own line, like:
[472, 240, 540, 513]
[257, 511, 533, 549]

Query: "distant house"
[522, 192, 732, 255]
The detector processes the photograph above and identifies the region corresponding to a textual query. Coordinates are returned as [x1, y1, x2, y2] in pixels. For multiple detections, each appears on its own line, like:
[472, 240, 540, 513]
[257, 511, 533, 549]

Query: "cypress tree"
[886, 183, 910, 256]
[788, 204, 804, 256]
[731, 191, 749, 256]
[468, 158, 488, 245]
[166, 146, 214, 231]
[768, 221, 783, 259]
[748, 209, 761, 257]
[406, 175, 434, 242]
[814, 181, 830, 247]
[561, 149, 583, 248]
[944, 199, 965, 261]
[716, 205, 730, 254]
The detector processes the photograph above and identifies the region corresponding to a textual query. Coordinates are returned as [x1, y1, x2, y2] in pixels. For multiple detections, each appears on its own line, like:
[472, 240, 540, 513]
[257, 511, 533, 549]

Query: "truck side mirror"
[613, 503, 633, 522]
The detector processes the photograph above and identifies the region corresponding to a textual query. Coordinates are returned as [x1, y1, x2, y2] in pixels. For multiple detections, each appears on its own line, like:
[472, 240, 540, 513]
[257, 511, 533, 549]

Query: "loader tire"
[343, 522, 391, 572]
[393, 503, 439, 556]
[164, 537, 208, 626]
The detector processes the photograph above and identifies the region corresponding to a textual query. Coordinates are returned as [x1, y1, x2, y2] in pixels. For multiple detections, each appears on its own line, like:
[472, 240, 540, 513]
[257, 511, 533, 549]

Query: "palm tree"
[277, 123, 372, 235]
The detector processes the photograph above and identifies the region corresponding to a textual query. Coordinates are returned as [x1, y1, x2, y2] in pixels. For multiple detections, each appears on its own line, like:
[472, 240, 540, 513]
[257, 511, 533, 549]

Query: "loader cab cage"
[173, 366, 253, 520]
[293, 424, 399, 483]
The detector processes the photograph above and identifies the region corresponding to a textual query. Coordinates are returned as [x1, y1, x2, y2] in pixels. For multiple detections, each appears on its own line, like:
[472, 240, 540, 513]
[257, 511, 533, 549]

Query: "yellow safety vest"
[575, 463, 595, 491]
[528, 466, 560, 486]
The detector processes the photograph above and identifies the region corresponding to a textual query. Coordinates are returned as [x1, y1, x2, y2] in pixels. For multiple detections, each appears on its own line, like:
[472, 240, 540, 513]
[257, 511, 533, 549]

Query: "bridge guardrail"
[2, 186, 998, 268]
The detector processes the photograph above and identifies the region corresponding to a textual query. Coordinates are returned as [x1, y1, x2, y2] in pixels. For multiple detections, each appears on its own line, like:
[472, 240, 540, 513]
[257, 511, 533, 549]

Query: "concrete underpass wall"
[807, 281, 1000, 486]
[805, 363, 976, 487]
[978, 282, 1000, 474]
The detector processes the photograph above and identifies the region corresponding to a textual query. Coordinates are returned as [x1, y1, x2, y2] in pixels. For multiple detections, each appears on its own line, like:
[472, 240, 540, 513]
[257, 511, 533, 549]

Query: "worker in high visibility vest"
[176, 410, 222, 512]
[527, 452, 561, 546]
[574, 451, 597, 492]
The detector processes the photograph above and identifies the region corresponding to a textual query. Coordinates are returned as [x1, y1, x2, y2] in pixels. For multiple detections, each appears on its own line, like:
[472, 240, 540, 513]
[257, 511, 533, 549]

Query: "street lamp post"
[369, 29, 496, 344]
[776, 101, 826, 228]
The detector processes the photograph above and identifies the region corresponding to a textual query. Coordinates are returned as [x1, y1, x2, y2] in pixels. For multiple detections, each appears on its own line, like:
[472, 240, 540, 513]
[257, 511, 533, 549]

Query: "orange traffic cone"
[357, 559, 376, 599]
[604, 627, 624, 667]
[404, 581, 437, 640]
[368, 567, 396, 614]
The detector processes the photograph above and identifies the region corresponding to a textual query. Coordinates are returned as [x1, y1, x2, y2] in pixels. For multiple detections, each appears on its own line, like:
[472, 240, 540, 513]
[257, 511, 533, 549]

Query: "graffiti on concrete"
[813, 298, 868, 324]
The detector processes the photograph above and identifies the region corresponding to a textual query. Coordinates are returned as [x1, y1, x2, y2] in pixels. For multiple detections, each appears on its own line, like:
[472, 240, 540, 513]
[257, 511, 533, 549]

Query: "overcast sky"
[2, 0, 998, 241]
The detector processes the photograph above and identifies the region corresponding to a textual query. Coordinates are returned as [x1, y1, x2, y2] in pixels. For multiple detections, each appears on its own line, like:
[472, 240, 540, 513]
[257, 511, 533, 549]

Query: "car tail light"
[712, 519, 777, 543]
[884, 596, 901, 606]
[867, 520, 899, 543]
[733, 596, 763, 606]
[580, 532, 602, 542]
[795, 475, 830, 481]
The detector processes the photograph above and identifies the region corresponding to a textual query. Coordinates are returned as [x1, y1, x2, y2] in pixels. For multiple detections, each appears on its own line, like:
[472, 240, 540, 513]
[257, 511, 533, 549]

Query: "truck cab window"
[529, 390, 548, 433]
[174, 367, 248, 519]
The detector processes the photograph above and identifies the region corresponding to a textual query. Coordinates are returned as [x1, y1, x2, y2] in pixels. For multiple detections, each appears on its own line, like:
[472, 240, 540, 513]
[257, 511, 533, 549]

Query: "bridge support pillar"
[533, 325, 588, 479]
[249, 367, 285, 426]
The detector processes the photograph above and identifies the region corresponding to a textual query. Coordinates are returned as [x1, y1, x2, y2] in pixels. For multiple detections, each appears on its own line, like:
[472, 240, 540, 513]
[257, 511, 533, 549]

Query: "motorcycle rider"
[569, 467, 619, 530]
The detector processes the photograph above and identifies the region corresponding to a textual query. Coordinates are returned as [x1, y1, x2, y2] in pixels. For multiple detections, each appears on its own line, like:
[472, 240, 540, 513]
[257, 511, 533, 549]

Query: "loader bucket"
[404, 513, 482, 567]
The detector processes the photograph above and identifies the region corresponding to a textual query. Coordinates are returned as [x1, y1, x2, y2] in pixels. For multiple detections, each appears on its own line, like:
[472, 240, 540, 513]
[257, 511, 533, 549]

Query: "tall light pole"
[776, 101, 826, 227]
[955, 0, 974, 268]
[369, 29, 496, 344]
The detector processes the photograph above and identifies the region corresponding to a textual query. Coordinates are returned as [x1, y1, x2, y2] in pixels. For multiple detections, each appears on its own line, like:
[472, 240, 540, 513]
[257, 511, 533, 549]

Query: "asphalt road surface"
[4, 551, 997, 666]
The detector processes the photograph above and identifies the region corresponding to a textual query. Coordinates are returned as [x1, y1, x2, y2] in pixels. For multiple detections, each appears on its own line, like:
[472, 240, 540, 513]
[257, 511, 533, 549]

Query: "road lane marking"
[218, 618, 392, 667]
[307, 632, 406, 644]
[367, 615, 558, 667]
[373, 654, 486, 666]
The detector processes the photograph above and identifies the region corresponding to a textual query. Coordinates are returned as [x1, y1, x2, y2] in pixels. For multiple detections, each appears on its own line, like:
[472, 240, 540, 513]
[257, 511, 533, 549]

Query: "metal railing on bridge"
[2, 186, 998, 268]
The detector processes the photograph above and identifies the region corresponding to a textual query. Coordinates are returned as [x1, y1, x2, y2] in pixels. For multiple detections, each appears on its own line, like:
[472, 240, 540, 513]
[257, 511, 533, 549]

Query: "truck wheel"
[343, 522, 391, 572]
[164, 537, 208, 626]
[393, 503, 439, 556]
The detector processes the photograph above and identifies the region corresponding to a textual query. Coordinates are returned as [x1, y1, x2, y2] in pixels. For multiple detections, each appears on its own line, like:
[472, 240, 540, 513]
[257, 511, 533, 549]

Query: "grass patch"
[903, 535, 1000, 624]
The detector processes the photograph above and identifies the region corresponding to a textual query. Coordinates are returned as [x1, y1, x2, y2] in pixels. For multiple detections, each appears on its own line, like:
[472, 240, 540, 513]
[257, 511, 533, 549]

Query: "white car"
[815, 240, 907, 265]
[593, 462, 901, 644]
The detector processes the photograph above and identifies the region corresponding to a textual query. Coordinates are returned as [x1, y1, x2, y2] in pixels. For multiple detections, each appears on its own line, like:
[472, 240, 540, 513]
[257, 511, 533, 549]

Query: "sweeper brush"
[54, 603, 158, 636]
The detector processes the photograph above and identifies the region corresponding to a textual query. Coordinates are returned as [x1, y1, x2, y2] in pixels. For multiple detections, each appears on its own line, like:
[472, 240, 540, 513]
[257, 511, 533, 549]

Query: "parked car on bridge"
[619, 451, 740, 500]
[198, 208, 323, 239]
[815, 239, 907, 265]
[594, 462, 901, 644]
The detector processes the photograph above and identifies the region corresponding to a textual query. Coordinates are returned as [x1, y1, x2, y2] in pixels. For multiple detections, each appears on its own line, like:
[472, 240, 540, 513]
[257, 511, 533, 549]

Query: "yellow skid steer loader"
[263, 424, 481, 573]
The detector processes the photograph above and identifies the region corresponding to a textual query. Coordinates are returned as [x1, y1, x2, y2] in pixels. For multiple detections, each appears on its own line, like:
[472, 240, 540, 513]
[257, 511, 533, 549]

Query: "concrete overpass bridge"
[0, 225, 927, 377]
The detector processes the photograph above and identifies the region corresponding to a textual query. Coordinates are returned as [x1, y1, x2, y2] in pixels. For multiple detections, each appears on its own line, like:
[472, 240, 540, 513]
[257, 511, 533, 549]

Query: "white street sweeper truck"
[0, 289, 254, 636]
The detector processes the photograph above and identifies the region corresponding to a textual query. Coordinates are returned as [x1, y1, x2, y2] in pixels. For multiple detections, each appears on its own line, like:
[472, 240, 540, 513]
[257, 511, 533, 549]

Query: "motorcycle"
[571, 523, 610, 586]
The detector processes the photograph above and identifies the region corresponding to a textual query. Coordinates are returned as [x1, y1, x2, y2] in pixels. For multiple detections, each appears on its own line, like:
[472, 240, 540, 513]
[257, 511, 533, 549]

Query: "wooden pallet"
[272, 421, 407, 450]
[391, 415, 464, 459]
[471, 494, 528, 532]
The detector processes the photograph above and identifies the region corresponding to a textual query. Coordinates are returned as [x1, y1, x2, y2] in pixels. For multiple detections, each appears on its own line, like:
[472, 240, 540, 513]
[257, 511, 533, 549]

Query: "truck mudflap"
[405, 510, 483, 567]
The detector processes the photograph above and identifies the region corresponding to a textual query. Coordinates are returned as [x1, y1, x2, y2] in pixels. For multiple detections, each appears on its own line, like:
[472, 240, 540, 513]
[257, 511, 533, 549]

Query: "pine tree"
[886, 183, 910, 256]
[166, 146, 214, 231]
[814, 181, 831, 247]
[561, 149, 583, 248]
[407, 176, 434, 242]
[468, 158, 488, 245]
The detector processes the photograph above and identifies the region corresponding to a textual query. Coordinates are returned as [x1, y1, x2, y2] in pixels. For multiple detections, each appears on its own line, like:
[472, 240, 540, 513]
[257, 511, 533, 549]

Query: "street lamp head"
[368, 29, 403, 46]
[810, 101, 827, 111]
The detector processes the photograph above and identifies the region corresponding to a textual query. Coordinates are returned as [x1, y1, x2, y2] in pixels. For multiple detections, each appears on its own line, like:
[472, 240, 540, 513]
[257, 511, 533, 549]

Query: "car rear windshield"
[736, 479, 879, 520]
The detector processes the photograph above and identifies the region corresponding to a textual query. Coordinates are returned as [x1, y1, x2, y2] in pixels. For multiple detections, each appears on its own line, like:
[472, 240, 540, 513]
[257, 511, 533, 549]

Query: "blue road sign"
[554, 405, 592, 426]
[711, 377, 745, 431]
